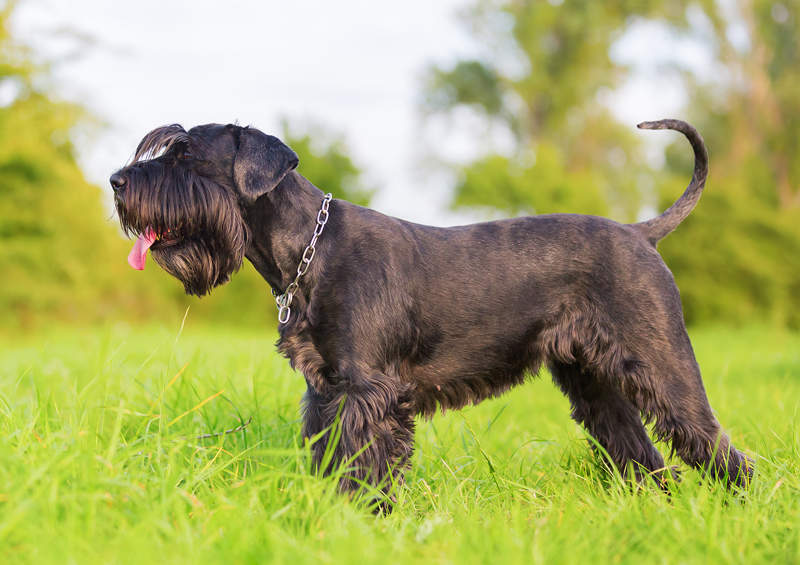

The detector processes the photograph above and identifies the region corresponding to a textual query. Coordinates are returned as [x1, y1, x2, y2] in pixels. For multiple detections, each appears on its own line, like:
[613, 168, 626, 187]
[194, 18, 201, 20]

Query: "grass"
[0, 321, 798, 564]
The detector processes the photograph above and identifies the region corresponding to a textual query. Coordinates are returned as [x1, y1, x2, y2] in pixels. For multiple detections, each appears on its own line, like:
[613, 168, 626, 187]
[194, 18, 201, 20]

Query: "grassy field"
[0, 322, 798, 564]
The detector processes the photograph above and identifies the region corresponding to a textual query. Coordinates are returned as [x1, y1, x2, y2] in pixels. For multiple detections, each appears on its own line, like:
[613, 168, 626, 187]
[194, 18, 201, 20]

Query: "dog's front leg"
[301, 372, 415, 505]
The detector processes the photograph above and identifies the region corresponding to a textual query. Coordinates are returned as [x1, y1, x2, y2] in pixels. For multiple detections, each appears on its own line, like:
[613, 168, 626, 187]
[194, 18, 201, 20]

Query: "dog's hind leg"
[301, 372, 415, 509]
[625, 339, 753, 488]
[549, 360, 670, 485]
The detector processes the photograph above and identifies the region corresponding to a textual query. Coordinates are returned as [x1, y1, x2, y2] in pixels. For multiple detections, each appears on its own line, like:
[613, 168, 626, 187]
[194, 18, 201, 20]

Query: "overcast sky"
[14, 0, 697, 225]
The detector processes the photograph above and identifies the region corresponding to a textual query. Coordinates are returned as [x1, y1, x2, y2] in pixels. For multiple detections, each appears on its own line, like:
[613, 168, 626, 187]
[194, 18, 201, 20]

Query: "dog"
[110, 119, 752, 499]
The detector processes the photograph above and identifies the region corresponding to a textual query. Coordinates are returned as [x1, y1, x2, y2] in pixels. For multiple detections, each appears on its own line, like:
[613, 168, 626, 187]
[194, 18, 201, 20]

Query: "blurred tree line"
[0, 4, 370, 330]
[423, 0, 800, 328]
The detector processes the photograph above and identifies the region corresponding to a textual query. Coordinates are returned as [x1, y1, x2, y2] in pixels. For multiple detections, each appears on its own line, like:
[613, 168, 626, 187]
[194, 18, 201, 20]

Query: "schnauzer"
[110, 119, 752, 498]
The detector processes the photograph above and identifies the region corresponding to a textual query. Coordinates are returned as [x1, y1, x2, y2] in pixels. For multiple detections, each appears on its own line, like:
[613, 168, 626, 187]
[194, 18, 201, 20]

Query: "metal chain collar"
[273, 193, 333, 324]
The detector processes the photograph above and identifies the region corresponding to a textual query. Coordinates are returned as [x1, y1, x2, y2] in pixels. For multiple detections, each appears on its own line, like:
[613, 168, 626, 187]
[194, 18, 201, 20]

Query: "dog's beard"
[151, 236, 242, 296]
[115, 161, 247, 296]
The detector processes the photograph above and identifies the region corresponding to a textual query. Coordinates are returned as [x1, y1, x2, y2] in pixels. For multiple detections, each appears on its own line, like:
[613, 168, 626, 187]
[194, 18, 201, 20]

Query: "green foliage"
[0, 7, 177, 329]
[421, 1, 693, 221]
[282, 121, 373, 207]
[658, 172, 800, 329]
[425, 60, 505, 115]
[453, 143, 609, 216]
[656, 0, 800, 327]
[1, 324, 798, 563]
[424, 0, 800, 327]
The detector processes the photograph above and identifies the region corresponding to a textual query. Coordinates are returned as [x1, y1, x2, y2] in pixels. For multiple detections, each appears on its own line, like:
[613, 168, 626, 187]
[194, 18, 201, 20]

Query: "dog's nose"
[110, 173, 127, 192]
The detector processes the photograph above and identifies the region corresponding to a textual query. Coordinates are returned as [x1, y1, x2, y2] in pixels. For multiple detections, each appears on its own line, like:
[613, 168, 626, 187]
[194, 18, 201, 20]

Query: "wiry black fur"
[111, 119, 753, 502]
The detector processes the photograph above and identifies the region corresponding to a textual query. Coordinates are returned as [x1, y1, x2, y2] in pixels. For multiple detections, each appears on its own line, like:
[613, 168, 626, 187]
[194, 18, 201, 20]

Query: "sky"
[13, 0, 698, 226]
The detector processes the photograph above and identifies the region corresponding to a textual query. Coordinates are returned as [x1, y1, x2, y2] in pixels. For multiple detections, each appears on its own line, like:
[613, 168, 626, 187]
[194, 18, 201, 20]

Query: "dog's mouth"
[153, 226, 185, 248]
[127, 225, 186, 270]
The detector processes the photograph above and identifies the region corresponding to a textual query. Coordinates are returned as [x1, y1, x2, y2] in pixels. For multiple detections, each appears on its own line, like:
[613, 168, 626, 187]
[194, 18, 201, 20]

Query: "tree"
[654, 0, 800, 327]
[422, 0, 696, 219]
[0, 3, 171, 329]
[685, 0, 800, 209]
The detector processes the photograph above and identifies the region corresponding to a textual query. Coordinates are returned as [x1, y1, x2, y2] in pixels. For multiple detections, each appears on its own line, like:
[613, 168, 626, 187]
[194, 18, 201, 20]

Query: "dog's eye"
[176, 148, 193, 161]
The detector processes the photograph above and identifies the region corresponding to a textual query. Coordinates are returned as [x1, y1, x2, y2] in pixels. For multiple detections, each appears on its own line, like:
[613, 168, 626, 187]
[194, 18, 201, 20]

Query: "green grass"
[1, 322, 798, 564]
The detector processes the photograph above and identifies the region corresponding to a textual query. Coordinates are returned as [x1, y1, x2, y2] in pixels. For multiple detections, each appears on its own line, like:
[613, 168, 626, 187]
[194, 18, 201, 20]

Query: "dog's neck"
[243, 172, 328, 294]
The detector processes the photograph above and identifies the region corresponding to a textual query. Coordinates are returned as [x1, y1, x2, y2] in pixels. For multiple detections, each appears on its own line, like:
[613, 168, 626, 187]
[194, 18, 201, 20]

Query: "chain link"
[274, 193, 333, 324]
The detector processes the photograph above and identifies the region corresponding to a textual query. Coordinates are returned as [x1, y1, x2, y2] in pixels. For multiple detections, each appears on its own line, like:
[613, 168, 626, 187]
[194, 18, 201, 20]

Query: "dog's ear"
[232, 127, 299, 202]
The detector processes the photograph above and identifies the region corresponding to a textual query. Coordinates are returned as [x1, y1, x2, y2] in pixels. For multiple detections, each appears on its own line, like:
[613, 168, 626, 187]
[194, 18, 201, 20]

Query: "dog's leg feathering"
[302, 372, 415, 511]
[550, 361, 672, 486]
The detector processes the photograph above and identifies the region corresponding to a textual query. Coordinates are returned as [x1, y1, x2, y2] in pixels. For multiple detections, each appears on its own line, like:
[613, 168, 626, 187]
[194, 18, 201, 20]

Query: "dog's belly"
[407, 328, 543, 416]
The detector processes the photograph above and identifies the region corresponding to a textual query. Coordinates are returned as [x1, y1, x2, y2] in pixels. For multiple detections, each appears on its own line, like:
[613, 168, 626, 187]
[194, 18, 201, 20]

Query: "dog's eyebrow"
[131, 124, 189, 164]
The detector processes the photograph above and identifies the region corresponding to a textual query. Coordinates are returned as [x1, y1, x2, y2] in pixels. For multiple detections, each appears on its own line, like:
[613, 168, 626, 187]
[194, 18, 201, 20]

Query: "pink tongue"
[127, 227, 157, 270]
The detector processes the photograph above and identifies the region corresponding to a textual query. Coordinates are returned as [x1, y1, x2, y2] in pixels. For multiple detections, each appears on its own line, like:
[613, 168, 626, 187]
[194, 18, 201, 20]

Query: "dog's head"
[110, 123, 298, 295]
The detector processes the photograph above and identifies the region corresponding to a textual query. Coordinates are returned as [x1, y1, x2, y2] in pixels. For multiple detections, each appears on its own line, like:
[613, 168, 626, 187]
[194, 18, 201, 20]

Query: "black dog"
[110, 119, 751, 497]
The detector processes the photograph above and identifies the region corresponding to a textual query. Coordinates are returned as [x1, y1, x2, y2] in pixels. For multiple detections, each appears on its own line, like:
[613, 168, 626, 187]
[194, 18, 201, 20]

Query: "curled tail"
[634, 119, 708, 245]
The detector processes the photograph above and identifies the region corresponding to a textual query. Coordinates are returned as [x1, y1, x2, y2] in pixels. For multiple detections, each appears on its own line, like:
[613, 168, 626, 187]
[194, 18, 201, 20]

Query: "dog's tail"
[633, 119, 708, 245]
